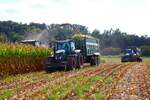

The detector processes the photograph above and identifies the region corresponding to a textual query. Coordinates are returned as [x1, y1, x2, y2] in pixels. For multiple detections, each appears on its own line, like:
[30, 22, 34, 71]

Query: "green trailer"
[74, 36, 100, 64]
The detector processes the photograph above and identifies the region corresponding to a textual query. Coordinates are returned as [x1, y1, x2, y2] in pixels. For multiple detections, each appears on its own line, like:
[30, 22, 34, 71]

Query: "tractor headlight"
[51, 54, 54, 57]
[55, 55, 62, 60]
[56, 50, 65, 54]
[125, 53, 130, 56]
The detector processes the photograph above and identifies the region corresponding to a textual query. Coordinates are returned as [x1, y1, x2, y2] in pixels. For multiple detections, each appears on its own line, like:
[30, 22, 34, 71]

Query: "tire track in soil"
[0, 72, 65, 92]
[15, 64, 120, 99]
[105, 63, 150, 100]
[57, 64, 124, 99]
[74, 63, 136, 100]
[0, 72, 50, 90]
[26, 64, 119, 99]
[59, 63, 132, 100]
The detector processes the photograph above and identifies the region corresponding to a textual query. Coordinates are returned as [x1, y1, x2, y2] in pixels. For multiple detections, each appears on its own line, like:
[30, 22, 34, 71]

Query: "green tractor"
[121, 46, 142, 62]
[46, 35, 100, 72]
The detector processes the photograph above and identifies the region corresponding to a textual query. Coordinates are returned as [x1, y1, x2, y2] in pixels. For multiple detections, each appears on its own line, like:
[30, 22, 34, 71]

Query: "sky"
[0, 0, 150, 36]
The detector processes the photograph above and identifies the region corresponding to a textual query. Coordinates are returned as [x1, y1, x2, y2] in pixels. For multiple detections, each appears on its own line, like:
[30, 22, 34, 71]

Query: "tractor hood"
[74, 49, 81, 53]
[55, 50, 65, 54]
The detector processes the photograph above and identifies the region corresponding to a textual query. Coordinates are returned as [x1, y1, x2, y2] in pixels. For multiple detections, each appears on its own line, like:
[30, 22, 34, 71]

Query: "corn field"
[0, 43, 52, 77]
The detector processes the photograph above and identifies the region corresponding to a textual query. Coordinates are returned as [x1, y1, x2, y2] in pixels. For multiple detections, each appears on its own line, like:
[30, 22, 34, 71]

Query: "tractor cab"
[54, 40, 76, 55]
[123, 49, 135, 56]
[47, 39, 83, 71]
[53, 40, 78, 62]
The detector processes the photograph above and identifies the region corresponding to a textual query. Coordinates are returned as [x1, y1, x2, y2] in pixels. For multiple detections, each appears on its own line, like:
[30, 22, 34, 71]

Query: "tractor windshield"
[57, 42, 70, 51]
[55, 41, 75, 54]
[124, 49, 134, 54]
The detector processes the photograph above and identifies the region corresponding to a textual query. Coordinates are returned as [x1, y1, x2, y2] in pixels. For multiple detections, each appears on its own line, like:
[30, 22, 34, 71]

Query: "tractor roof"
[55, 39, 73, 43]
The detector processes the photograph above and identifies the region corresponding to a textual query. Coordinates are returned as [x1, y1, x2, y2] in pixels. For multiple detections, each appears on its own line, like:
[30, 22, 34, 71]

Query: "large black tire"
[137, 57, 143, 62]
[90, 55, 100, 66]
[67, 55, 77, 70]
[121, 58, 126, 62]
[77, 54, 84, 69]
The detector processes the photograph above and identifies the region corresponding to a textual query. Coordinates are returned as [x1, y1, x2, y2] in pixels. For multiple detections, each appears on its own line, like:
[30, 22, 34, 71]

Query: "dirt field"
[0, 62, 150, 100]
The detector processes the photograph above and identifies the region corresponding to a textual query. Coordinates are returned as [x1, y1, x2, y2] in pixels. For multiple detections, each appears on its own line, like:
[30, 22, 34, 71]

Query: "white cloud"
[0, 0, 150, 36]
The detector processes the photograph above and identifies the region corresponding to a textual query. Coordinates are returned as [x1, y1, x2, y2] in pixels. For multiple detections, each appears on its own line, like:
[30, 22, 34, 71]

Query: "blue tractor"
[121, 47, 142, 62]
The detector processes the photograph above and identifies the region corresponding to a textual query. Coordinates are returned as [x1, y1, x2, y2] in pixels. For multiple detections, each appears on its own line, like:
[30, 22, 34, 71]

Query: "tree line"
[0, 20, 150, 56]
